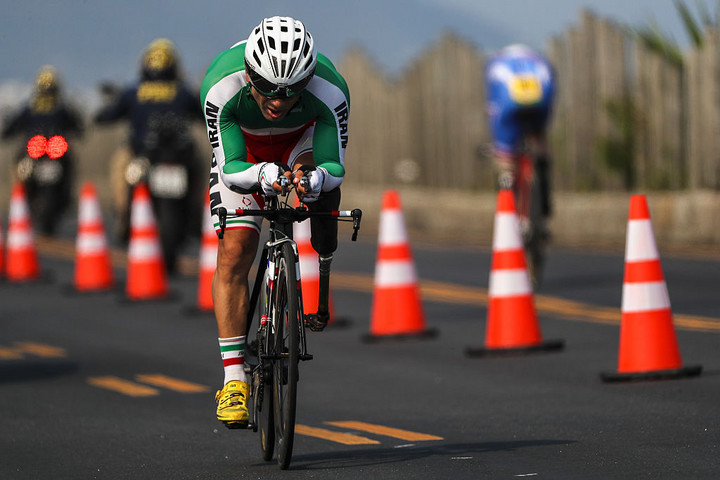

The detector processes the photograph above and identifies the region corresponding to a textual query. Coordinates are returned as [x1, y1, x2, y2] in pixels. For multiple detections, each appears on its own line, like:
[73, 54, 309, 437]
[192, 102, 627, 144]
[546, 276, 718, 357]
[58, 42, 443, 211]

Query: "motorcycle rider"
[1, 65, 84, 235]
[94, 38, 204, 271]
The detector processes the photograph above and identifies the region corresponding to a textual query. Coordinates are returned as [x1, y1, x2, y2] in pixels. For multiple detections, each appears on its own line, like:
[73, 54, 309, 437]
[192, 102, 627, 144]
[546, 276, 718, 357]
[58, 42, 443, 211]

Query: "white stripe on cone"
[131, 198, 155, 228]
[622, 282, 671, 313]
[489, 270, 533, 297]
[375, 260, 417, 287]
[493, 212, 524, 251]
[79, 197, 103, 225]
[294, 219, 319, 281]
[7, 230, 34, 249]
[77, 232, 108, 254]
[129, 238, 163, 260]
[200, 245, 217, 269]
[9, 197, 30, 219]
[625, 219, 659, 262]
[378, 210, 407, 245]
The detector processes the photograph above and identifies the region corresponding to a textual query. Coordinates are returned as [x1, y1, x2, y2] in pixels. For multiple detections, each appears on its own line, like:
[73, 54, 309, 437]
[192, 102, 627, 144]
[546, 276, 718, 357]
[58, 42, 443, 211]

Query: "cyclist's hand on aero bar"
[259, 162, 292, 195]
[294, 166, 325, 203]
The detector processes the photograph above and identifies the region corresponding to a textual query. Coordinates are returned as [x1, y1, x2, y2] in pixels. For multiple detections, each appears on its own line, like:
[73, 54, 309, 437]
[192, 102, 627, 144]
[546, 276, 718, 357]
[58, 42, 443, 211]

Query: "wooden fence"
[339, 9, 720, 192]
[2, 9, 720, 209]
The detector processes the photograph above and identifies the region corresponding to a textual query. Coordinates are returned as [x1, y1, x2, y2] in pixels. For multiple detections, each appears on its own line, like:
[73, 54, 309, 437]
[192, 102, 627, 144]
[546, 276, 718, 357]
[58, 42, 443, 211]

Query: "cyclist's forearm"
[221, 161, 264, 194]
[314, 162, 344, 191]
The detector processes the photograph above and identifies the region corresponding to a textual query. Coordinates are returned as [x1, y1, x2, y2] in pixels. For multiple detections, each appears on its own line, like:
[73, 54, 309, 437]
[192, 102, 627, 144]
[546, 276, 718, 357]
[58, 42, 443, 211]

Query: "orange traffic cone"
[466, 189, 563, 356]
[6, 183, 41, 282]
[196, 190, 217, 312]
[601, 195, 701, 381]
[125, 183, 169, 300]
[364, 190, 436, 341]
[73, 182, 114, 292]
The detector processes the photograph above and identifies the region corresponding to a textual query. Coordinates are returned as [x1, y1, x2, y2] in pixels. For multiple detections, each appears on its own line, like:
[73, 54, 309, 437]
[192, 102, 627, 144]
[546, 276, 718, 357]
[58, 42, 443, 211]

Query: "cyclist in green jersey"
[200, 16, 350, 429]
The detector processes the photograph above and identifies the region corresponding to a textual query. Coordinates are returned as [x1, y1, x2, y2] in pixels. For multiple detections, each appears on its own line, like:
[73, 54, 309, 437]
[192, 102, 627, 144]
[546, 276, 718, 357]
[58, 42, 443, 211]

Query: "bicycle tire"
[258, 362, 275, 461]
[272, 241, 300, 470]
[527, 159, 548, 288]
[251, 262, 274, 461]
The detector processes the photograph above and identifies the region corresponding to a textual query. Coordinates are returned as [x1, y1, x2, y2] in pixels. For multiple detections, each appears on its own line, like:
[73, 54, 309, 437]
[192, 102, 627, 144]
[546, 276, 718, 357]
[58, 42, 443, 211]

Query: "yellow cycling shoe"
[215, 381, 249, 429]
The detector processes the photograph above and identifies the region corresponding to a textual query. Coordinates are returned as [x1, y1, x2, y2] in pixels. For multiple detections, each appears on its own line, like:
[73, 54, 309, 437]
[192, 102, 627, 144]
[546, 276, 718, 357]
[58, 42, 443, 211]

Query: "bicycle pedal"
[222, 420, 249, 430]
[305, 312, 329, 332]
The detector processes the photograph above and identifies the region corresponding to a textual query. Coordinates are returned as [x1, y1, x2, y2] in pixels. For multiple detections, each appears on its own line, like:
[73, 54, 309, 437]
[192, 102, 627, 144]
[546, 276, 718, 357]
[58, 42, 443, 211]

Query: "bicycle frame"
[511, 149, 548, 288]
[215, 190, 361, 469]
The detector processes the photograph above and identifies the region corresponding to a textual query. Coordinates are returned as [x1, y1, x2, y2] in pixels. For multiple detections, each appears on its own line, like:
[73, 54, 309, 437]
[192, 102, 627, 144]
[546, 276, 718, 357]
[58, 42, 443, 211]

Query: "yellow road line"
[336, 274, 720, 333]
[88, 376, 160, 397]
[325, 421, 443, 441]
[295, 424, 380, 445]
[35, 237, 720, 333]
[0, 347, 23, 360]
[135, 374, 210, 393]
[14, 342, 66, 358]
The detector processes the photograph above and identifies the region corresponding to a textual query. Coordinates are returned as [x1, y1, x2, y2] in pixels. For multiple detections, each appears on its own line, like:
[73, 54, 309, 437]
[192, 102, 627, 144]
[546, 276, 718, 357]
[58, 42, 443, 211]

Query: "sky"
[0, 0, 714, 111]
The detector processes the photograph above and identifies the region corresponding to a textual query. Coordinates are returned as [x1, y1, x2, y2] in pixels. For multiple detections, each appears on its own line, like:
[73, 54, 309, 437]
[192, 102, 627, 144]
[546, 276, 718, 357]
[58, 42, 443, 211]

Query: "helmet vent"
[245, 16, 317, 91]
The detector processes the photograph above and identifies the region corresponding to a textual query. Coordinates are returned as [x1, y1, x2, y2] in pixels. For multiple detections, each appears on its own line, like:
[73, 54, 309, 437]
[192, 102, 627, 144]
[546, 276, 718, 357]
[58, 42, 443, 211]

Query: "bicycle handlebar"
[214, 201, 362, 241]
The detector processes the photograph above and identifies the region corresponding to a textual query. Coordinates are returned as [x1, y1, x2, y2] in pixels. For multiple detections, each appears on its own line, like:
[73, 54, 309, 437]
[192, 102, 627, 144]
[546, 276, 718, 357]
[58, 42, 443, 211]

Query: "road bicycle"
[215, 180, 362, 470]
[499, 147, 549, 288]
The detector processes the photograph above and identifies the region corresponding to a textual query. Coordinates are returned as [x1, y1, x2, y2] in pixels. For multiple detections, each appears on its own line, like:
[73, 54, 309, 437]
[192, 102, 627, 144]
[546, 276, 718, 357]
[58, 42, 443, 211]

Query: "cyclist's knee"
[216, 229, 259, 276]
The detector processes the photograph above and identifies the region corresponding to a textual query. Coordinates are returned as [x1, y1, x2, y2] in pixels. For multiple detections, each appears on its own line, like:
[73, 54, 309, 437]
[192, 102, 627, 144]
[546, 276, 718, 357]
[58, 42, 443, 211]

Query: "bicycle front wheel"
[272, 241, 301, 470]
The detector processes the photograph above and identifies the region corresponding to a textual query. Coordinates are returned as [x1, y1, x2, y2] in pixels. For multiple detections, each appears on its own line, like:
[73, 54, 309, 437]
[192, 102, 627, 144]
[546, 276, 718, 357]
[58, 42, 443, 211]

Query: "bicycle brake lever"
[278, 177, 290, 196]
[351, 208, 362, 241]
[299, 176, 310, 192]
[217, 207, 227, 239]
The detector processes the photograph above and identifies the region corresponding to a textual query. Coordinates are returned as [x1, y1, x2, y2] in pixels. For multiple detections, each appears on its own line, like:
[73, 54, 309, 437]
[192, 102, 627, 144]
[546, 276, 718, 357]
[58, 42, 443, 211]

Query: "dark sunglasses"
[245, 61, 313, 98]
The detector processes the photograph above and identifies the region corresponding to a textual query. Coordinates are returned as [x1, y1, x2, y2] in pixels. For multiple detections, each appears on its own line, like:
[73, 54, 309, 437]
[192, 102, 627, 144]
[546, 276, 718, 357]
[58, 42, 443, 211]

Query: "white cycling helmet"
[244, 16, 317, 98]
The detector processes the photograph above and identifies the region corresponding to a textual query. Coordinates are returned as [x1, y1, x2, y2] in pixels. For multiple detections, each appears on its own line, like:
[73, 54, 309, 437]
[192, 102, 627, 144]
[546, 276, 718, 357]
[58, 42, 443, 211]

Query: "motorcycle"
[15, 133, 74, 235]
[121, 112, 201, 274]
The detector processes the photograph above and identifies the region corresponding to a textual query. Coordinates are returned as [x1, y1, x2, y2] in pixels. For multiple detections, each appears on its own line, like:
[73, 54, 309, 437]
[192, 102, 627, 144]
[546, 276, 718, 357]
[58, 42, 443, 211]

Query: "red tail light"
[26, 135, 48, 159]
[25, 135, 68, 159]
[47, 135, 68, 159]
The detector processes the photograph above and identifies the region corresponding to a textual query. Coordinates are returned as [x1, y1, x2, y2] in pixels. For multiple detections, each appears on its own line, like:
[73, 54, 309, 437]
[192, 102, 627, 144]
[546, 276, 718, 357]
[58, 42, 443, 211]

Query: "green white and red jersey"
[200, 41, 350, 194]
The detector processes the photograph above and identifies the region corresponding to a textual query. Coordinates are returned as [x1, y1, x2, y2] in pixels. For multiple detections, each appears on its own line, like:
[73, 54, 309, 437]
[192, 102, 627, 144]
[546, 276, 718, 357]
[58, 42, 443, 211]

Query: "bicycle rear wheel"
[526, 176, 548, 287]
[272, 241, 300, 470]
[256, 330, 275, 461]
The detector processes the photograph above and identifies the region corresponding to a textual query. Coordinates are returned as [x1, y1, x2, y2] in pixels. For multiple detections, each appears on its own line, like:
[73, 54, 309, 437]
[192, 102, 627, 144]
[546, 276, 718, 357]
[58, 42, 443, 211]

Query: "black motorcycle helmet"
[140, 38, 178, 81]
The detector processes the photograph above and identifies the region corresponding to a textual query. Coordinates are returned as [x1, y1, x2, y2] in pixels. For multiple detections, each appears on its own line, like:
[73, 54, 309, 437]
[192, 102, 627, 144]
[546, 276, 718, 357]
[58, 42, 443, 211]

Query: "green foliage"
[632, 0, 719, 65]
[597, 95, 637, 191]
[634, 22, 684, 67]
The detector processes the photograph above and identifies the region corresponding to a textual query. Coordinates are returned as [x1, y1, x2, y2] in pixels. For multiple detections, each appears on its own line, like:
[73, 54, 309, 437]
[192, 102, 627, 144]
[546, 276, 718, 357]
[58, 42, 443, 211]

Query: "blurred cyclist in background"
[485, 44, 556, 226]
[94, 38, 204, 250]
[2, 65, 84, 234]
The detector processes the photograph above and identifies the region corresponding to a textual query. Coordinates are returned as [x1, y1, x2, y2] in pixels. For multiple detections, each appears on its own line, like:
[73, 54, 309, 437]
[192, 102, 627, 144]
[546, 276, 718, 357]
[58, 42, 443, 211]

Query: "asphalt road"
[1, 231, 719, 479]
